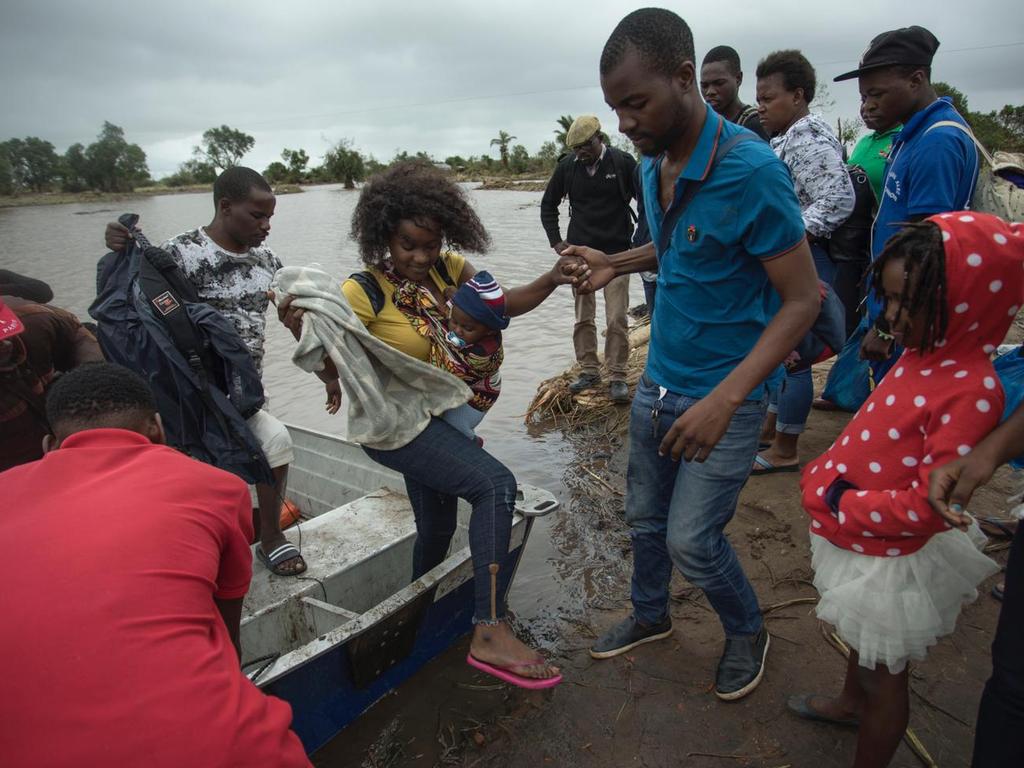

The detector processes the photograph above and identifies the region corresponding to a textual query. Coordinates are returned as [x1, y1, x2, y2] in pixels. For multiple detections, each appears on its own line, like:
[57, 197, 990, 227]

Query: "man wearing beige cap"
[541, 115, 637, 403]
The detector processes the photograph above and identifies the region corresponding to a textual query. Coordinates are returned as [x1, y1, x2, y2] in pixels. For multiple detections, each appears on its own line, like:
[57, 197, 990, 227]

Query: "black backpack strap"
[136, 249, 245, 448]
[656, 132, 758, 258]
[433, 255, 458, 288]
[349, 271, 385, 315]
[609, 149, 639, 223]
[349, 262, 455, 317]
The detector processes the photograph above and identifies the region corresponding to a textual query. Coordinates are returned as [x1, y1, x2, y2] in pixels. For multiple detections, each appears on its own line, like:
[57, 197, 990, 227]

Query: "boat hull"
[242, 424, 555, 753]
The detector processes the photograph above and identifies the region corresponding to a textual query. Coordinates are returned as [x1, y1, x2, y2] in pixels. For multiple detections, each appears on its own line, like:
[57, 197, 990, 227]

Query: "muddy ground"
[313, 369, 1016, 768]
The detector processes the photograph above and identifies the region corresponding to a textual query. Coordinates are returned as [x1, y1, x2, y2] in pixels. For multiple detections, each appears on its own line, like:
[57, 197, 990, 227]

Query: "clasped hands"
[552, 245, 615, 295]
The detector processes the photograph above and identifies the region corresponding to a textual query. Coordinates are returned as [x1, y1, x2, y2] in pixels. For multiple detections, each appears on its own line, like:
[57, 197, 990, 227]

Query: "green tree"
[490, 130, 516, 169]
[536, 141, 560, 170]
[61, 143, 89, 192]
[836, 117, 861, 150]
[0, 145, 13, 195]
[444, 155, 467, 169]
[509, 144, 530, 174]
[320, 139, 366, 189]
[162, 158, 217, 187]
[933, 82, 1024, 153]
[554, 114, 575, 151]
[281, 148, 309, 181]
[263, 161, 289, 185]
[82, 122, 150, 192]
[195, 125, 254, 171]
[3, 137, 61, 192]
[996, 105, 1024, 140]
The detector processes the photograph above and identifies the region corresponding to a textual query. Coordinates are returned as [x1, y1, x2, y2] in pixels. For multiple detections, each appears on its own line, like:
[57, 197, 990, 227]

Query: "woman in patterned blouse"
[753, 49, 856, 475]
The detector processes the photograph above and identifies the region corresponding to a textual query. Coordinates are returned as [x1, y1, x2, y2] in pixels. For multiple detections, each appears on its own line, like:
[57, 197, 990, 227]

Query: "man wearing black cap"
[835, 25, 978, 366]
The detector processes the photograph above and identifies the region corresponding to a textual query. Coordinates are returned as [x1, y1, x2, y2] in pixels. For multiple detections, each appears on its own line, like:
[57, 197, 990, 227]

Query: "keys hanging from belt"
[650, 386, 668, 437]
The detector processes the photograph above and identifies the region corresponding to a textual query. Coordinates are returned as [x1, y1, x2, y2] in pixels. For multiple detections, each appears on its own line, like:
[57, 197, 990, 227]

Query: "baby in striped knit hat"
[433, 270, 509, 441]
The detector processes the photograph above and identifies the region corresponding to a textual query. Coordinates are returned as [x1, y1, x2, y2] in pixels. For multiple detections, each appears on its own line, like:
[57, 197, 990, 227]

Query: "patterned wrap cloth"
[382, 270, 503, 413]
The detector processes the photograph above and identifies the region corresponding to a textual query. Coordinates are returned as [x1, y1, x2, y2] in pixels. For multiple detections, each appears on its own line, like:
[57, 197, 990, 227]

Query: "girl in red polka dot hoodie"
[791, 212, 1024, 765]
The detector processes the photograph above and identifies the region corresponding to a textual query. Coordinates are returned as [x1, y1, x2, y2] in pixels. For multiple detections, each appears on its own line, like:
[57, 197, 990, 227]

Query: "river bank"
[0, 182, 304, 209]
[0, 171, 550, 209]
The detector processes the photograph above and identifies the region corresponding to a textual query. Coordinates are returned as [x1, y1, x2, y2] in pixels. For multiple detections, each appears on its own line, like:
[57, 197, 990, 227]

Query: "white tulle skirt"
[809, 525, 998, 673]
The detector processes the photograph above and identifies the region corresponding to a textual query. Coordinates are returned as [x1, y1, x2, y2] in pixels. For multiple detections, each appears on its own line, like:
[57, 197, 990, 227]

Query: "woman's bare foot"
[802, 693, 862, 722]
[469, 620, 559, 680]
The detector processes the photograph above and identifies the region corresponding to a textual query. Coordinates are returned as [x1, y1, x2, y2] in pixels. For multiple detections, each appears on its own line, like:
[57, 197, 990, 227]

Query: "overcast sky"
[2, 1, 1021, 179]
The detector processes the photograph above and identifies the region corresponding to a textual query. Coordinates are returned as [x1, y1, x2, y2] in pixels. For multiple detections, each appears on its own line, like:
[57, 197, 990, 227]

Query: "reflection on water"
[0, 183, 644, 617]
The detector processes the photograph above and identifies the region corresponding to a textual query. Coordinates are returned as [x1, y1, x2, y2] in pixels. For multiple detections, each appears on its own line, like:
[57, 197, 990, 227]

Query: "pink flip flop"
[466, 653, 563, 689]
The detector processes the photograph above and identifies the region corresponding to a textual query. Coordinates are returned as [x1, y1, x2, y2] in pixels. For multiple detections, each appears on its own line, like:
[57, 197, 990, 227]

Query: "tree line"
[2, 86, 1020, 197]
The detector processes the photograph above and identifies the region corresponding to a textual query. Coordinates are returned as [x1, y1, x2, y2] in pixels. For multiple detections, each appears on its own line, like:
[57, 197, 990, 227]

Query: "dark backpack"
[827, 164, 876, 264]
[349, 257, 458, 316]
[89, 214, 273, 485]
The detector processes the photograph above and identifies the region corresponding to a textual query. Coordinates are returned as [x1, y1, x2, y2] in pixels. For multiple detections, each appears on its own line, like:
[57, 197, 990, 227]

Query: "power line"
[243, 39, 1023, 130]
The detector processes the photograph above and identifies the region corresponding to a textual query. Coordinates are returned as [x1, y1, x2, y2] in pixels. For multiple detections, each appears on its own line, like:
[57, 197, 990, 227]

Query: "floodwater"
[0, 182, 644, 623]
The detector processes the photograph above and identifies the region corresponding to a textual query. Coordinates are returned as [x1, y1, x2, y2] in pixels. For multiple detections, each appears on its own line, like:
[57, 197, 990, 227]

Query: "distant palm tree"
[554, 114, 575, 151]
[490, 130, 516, 169]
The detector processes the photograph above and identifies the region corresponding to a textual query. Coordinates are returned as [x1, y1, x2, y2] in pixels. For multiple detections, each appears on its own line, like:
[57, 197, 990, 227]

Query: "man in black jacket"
[541, 115, 636, 402]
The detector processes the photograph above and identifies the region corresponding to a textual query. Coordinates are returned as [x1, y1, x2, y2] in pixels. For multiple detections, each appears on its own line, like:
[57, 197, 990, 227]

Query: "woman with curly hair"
[279, 161, 567, 688]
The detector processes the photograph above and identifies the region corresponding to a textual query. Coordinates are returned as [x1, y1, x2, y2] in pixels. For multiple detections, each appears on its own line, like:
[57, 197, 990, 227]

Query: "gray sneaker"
[609, 380, 630, 403]
[714, 627, 770, 701]
[569, 372, 601, 394]
[590, 615, 673, 659]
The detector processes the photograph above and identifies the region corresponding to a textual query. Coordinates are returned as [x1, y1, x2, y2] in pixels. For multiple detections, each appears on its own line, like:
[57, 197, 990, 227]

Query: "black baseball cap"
[834, 26, 940, 82]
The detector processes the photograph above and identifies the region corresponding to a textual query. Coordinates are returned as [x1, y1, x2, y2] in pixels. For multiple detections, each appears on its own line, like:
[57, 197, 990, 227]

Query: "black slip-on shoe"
[569, 372, 602, 394]
[714, 627, 770, 701]
[609, 380, 630, 403]
[589, 615, 673, 659]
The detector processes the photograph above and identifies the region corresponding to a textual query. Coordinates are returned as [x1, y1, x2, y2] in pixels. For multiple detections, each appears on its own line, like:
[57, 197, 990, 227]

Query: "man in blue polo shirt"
[836, 25, 978, 365]
[562, 8, 819, 701]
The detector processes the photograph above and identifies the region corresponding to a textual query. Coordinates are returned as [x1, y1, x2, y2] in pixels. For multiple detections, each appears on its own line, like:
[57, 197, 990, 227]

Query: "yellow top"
[341, 251, 467, 361]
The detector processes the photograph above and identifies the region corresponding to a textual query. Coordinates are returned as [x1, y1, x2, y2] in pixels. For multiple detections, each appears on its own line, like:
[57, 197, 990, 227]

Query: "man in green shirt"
[848, 105, 900, 202]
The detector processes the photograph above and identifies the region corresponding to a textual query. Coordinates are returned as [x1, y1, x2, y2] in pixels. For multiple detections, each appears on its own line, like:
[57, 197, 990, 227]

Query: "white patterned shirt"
[770, 114, 855, 238]
[162, 228, 281, 376]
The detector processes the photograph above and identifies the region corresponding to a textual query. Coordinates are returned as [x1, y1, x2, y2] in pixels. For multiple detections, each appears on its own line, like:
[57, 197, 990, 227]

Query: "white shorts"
[245, 408, 294, 469]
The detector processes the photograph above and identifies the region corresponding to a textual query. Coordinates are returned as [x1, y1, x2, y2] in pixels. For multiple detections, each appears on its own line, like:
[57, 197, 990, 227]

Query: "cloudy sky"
[2, 1, 1021, 179]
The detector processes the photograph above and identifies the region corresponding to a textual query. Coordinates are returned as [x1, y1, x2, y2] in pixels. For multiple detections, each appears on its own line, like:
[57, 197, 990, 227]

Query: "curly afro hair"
[350, 160, 491, 267]
[755, 49, 817, 103]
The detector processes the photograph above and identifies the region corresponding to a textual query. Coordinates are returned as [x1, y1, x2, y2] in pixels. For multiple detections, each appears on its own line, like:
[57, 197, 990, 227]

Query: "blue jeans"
[626, 374, 766, 637]
[363, 417, 517, 623]
[772, 243, 836, 434]
[642, 276, 657, 317]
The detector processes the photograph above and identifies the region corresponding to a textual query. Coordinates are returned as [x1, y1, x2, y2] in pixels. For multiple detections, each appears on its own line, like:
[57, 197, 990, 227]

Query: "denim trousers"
[973, 525, 1024, 766]
[642, 277, 657, 318]
[363, 417, 517, 623]
[770, 243, 836, 434]
[626, 374, 766, 637]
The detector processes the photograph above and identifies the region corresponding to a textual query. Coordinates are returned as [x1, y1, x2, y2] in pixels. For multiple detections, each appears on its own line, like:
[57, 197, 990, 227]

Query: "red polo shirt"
[0, 429, 310, 767]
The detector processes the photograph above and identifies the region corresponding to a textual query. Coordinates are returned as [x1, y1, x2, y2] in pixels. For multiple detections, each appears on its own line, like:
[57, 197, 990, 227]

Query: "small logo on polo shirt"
[152, 291, 181, 315]
[605, 173, 617, 180]
[687, 225, 698, 242]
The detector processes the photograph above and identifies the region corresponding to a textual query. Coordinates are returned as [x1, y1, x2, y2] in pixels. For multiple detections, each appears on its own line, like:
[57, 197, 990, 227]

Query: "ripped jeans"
[363, 417, 517, 623]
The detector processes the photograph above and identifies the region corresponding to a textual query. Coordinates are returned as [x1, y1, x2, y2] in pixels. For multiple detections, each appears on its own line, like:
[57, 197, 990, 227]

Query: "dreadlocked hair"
[870, 221, 948, 352]
[350, 160, 491, 267]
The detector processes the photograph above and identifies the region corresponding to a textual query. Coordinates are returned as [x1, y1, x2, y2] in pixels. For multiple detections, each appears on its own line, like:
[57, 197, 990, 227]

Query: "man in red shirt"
[0, 362, 310, 768]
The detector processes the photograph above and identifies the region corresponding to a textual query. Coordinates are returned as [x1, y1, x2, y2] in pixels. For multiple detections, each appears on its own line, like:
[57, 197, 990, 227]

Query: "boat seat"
[243, 488, 418, 620]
